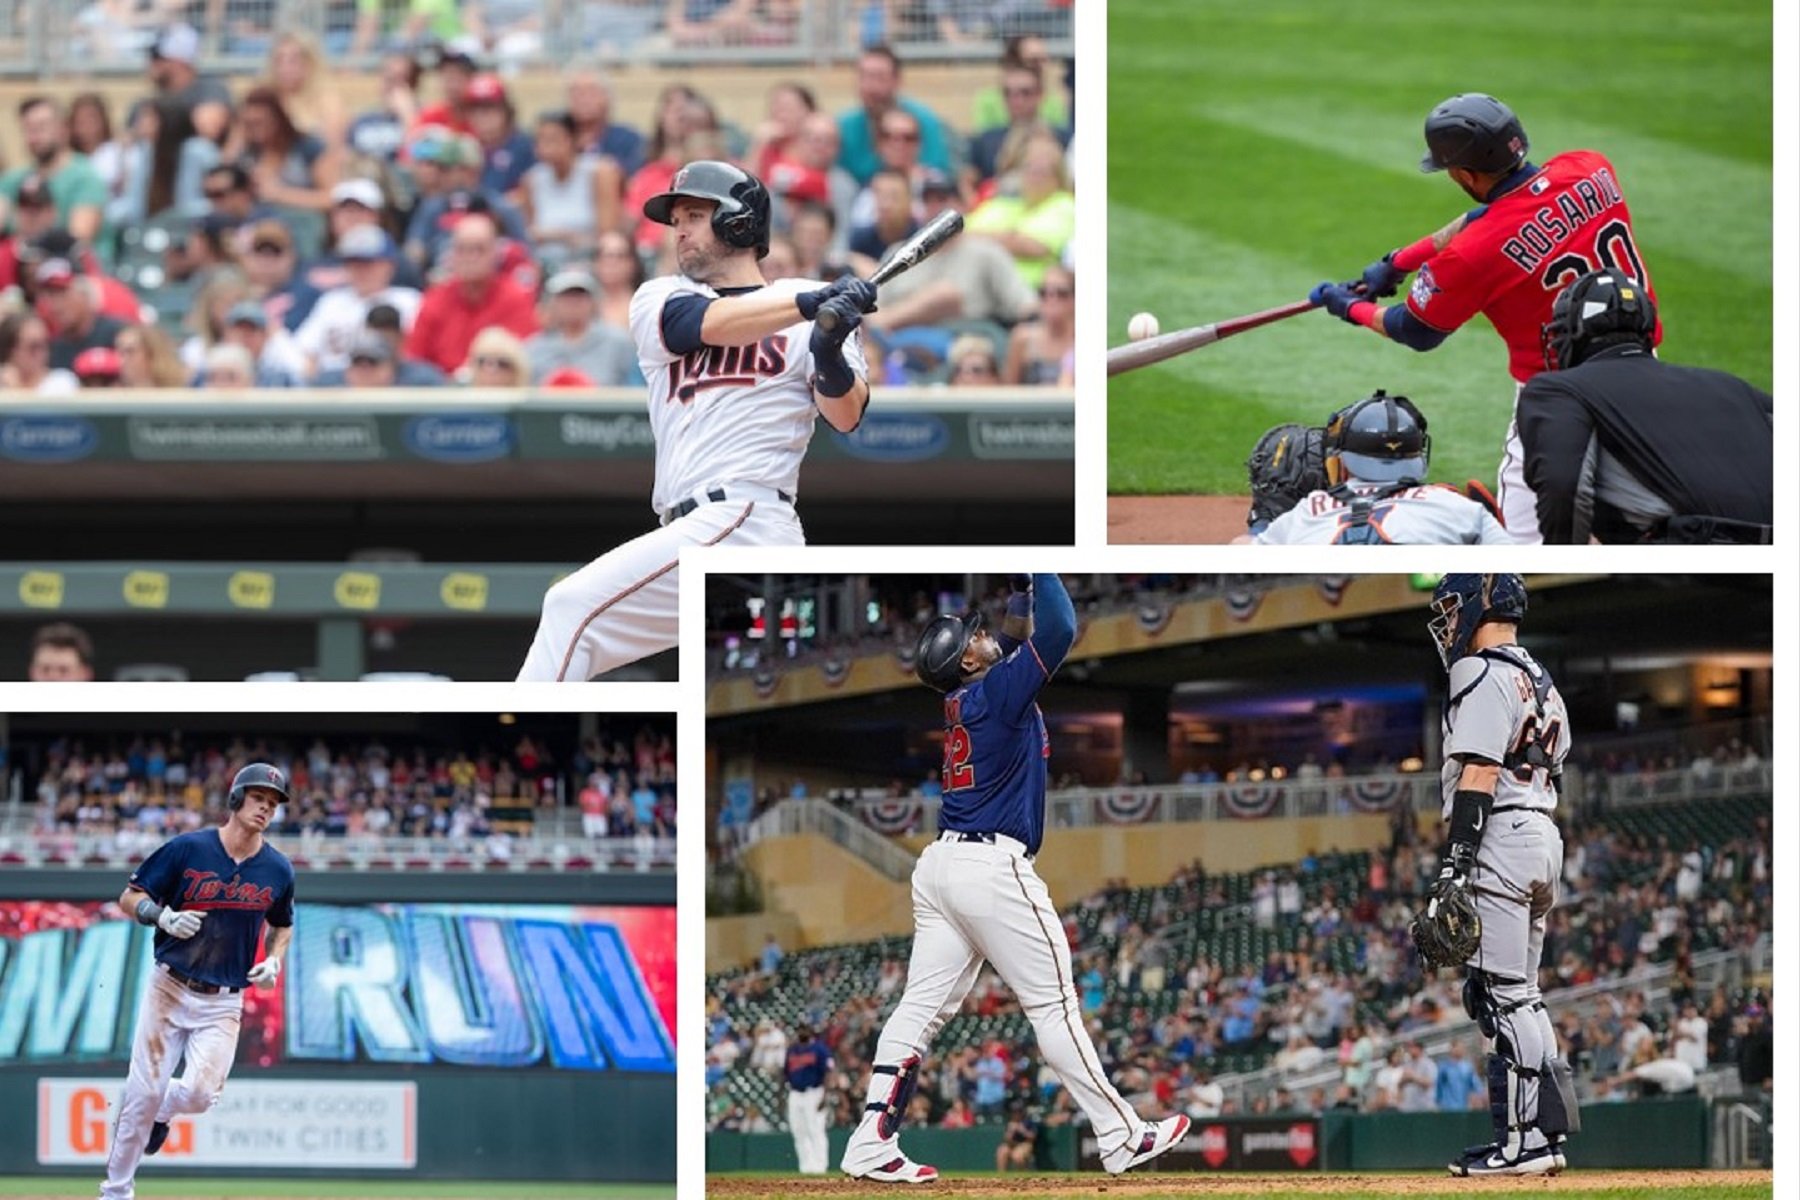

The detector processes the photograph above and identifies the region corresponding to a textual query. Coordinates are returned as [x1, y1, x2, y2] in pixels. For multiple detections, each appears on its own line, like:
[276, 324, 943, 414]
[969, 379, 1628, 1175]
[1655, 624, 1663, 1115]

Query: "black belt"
[668, 486, 793, 522]
[946, 830, 1034, 860]
[1490, 805, 1550, 816]
[1656, 515, 1772, 545]
[164, 964, 240, 995]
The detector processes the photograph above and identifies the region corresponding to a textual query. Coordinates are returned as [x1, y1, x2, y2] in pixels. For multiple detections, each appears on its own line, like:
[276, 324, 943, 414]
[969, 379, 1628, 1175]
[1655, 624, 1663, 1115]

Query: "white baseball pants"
[101, 966, 243, 1200]
[1495, 382, 1542, 544]
[516, 494, 804, 682]
[787, 1086, 830, 1174]
[847, 836, 1145, 1168]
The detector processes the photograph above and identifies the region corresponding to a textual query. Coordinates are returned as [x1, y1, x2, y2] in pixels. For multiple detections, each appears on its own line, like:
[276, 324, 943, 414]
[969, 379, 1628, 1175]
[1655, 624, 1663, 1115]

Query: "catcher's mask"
[1428, 573, 1528, 671]
[1542, 268, 1655, 371]
[1323, 389, 1430, 486]
[915, 609, 985, 693]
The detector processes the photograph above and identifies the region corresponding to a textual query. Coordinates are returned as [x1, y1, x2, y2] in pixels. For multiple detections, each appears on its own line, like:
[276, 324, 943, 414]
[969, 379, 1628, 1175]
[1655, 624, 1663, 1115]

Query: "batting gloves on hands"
[1307, 282, 1362, 323]
[247, 956, 282, 988]
[797, 274, 879, 321]
[1358, 252, 1407, 299]
[1009, 574, 1033, 592]
[157, 908, 206, 939]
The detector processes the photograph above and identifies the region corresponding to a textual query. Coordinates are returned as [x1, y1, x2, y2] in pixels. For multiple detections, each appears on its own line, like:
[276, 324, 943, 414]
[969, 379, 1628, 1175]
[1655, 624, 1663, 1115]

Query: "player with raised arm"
[1411, 575, 1580, 1177]
[517, 160, 876, 681]
[840, 574, 1190, 1184]
[1307, 94, 1661, 541]
[101, 763, 296, 1200]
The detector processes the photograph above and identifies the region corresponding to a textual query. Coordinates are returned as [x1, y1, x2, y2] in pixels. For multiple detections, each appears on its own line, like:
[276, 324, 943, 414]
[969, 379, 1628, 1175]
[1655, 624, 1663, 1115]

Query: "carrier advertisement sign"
[0, 901, 674, 1073]
[37, 1078, 415, 1168]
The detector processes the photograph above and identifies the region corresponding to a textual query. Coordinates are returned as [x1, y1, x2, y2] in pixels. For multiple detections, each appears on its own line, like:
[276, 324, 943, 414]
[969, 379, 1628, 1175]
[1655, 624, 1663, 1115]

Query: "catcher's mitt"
[1411, 881, 1481, 969]
[1246, 423, 1327, 528]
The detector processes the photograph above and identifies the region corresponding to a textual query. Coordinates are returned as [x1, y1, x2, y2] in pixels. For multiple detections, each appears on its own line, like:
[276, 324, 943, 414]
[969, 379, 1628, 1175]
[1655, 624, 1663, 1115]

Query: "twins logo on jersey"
[666, 337, 791, 404]
[1410, 263, 1440, 311]
[180, 869, 277, 910]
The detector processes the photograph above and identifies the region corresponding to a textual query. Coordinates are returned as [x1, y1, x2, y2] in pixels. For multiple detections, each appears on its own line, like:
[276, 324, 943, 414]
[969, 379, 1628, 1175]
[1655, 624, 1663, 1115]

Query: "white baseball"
[1127, 312, 1160, 342]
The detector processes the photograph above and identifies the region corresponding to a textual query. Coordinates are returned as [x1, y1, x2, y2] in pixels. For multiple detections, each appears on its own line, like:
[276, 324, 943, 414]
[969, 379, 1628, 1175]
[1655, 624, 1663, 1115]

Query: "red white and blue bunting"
[860, 800, 926, 835]
[1094, 790, 1161, 824]
[1221, 783, 1282, 818]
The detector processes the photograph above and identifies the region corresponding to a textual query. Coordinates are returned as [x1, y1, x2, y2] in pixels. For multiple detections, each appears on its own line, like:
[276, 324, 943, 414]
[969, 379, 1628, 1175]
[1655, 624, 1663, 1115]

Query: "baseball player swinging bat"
[817, 209, 965, 332]
[1107, 299, 1317, 376]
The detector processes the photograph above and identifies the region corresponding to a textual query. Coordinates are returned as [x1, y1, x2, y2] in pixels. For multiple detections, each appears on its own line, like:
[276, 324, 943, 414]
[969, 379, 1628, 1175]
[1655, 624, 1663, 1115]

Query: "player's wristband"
[1006, 591, 1031, 621]
[1447, 788, 1493, 856]
[1391, 237, 1436, 273]
[134, 899, 164, 927]
[1347, 300, 1384, 332]
[811, 352, 856, 398]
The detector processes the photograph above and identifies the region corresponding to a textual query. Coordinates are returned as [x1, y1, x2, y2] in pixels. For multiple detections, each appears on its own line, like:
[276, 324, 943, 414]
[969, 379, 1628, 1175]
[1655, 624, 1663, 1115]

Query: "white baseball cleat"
[1101, 1114, 1192, 1175]
[842, 1152, 939, 1184]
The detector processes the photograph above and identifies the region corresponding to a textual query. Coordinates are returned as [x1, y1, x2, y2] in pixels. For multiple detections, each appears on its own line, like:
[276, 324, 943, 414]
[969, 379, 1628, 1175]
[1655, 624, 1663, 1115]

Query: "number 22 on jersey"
[942, 695, 974, 791]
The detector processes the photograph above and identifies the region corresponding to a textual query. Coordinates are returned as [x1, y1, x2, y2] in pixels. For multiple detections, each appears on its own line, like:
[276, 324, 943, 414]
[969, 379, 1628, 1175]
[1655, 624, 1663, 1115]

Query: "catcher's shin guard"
[1537, 1057, 1581, 1137]
[866, 1055, 923, 1139]
[1485, 1053, 1533, 1159]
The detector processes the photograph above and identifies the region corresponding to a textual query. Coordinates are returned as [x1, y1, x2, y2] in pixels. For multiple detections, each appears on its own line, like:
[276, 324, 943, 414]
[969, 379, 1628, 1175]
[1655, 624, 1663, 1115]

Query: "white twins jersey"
[1255, 484, 1510, 544]
[1440, 645, 1570, 816]
[628, 274, 866, 516]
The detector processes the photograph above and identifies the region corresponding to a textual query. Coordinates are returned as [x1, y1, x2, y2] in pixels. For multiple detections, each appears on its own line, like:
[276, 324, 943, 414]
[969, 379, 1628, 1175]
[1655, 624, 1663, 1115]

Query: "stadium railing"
[740, 796, 914, 881]
[3, 0, 1073, 75]
[0, 823, 675, 871]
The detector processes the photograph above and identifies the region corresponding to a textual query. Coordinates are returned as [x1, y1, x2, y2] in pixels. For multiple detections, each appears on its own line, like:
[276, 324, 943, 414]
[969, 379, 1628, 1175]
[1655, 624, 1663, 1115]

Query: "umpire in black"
[1518, 269, 1771, 544]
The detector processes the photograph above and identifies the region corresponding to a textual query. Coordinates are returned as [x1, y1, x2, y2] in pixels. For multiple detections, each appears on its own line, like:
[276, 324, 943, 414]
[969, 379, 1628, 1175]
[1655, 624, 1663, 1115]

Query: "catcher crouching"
[1413, 573, 1580, 1176]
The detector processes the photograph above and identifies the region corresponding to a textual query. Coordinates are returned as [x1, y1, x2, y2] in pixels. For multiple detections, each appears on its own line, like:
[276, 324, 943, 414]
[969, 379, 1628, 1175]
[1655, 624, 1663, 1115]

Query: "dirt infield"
[1108, 495, 1251, 544]
[708, 1169, 1772, 1198]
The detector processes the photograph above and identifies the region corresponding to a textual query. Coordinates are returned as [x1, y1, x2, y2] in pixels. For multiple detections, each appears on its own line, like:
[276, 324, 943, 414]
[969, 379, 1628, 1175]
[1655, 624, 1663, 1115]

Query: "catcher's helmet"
[228, 762, 290, 811]
[1323, 390, 1430, 485]
[1543, 268, 1655, 371]
[643, 160, 772, 259]
[915, 609, 984, 693]
[1419, 93, 1528, 175]
[1428, 574, 1527, 671]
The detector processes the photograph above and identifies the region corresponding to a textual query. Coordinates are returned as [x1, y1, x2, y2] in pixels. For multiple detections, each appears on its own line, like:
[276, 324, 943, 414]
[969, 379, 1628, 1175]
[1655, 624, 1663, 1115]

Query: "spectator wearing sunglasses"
[966, 61, 1070, 189]
[200, 163, 269, 227]
[1005, 264, 1074, 386]
[0, 312, 79, 394]
[836, 44, 951, 186]
[947, 335, 1003, 388]
[461, 326, 527, 388]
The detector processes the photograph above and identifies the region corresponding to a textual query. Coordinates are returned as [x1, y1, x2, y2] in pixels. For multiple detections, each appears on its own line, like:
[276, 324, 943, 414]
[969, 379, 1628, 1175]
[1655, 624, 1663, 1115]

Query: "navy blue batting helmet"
[1428, 574, 1527, 670]
[229, 762, 289, 811]
[1419, 93, 1528, 175]
[915, 610, 984, 693]
[642, 160, 772, 259]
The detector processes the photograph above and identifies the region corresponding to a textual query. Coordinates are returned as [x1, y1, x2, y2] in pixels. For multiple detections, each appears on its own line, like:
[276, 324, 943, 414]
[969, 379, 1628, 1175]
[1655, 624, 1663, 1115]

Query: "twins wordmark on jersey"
[1441, 645, 1569, 813]
[629, 275, 867, 516]
[1406, 149, 1661, 383]
[129, 829, 296, 988]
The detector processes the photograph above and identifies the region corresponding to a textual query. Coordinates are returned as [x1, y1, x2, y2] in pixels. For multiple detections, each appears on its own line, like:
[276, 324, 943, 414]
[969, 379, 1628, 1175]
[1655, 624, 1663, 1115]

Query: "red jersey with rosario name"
[1404, 150, 1662, 383]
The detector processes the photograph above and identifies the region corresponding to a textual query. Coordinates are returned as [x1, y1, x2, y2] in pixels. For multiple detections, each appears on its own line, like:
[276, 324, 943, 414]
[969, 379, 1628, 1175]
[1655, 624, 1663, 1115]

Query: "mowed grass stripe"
[1109, 206, 1508, 494]
[1109, 0, 1770, 494]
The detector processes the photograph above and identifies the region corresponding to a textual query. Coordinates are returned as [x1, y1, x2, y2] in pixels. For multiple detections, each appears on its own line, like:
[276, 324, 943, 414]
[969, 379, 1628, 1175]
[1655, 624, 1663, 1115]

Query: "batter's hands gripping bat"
[1107, 299, 1318, 377]
[816, 209, 965, 333]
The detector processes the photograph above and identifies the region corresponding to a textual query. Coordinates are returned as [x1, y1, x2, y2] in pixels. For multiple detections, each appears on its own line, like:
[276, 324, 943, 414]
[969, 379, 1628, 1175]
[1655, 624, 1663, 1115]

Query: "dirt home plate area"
[707, 1169, 1773, 1199]
[1108, 496, 1254, 544]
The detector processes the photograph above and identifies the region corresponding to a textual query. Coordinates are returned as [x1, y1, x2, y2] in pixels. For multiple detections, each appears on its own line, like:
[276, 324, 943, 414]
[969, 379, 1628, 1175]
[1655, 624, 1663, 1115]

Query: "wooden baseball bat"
[1107, 299, 1319, 377]
[816, 210, 965, 333]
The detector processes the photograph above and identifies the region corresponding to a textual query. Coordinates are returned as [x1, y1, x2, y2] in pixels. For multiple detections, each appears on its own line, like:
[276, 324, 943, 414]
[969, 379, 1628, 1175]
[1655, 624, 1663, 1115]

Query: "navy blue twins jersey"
[784, 1039, 833, 1090]
[128, 828, 296, 988]
[936, 574, 1075, 856]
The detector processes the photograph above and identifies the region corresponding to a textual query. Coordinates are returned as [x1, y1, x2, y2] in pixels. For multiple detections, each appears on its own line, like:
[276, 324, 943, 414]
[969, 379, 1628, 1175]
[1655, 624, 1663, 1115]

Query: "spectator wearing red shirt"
[407, 41, 481, 139]
[16, 230, 143, 329]
[580, 773, 609, 838]
[405, 213, 539, 373]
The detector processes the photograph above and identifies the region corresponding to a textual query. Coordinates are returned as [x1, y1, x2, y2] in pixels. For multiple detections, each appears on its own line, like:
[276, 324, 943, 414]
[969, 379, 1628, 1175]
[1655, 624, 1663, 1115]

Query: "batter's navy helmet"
[1419, 93, 1528, 175]
[915, 609, 984, 693]
[1428, 574, 1527, 671]
[229, 762, 290, 811]
[1324, 390, 1430, 485]
[643, 160, 772, 259]
[1543, 268, 1656, 371]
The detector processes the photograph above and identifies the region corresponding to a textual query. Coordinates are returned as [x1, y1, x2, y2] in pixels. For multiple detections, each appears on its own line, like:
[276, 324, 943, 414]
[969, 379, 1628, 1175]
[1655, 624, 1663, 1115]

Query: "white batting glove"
[247, 956, 282, 988]
[157, 908, 206, 939]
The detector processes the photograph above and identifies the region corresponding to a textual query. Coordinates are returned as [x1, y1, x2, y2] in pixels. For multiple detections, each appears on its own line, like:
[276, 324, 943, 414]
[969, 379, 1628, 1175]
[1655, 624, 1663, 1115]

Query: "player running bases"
[102, 764, 295, 1200]
[841, 574, 1189, 1184]
[517, 161, 875, 680]
[1411, 575, 1580, 1177]
[1307, 94, 1660, 542]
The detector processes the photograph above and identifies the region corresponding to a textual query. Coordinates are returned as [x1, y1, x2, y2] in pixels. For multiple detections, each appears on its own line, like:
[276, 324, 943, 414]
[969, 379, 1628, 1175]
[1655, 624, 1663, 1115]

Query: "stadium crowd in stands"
[706, 795, 1772, 1132]
[18, 722, 675, 842]
[1, 9, 1073, 392]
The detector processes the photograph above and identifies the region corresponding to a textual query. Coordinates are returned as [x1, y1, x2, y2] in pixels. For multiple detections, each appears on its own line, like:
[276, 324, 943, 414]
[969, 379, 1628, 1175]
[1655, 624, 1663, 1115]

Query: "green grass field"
[1108, 0, 1772, 493]
[0, 1179, 670, 1198]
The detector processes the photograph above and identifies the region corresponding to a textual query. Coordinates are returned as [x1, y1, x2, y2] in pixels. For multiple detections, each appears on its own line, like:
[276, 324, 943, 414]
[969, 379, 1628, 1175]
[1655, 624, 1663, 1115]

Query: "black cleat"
[145, 1120, 170, 1156]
